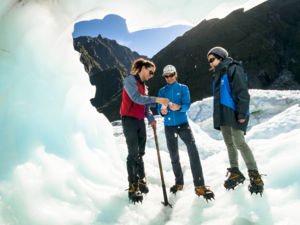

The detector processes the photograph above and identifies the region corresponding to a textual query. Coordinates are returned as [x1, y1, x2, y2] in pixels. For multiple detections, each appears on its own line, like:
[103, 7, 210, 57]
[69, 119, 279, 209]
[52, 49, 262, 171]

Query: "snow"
[1, 1, 300, 225]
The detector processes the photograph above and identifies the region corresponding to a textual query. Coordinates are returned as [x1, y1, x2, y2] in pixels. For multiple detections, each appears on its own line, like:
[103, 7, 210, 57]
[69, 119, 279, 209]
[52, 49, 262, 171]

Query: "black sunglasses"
[164, 73, 176, 78]
[208, 57, 216, 63]
[147, 68, 154, 75]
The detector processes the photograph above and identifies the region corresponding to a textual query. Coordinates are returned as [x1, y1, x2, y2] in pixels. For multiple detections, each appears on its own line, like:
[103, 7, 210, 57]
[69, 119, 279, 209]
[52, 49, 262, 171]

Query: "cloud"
[70, 0, 267, 32]
[205, 0, 268, 20]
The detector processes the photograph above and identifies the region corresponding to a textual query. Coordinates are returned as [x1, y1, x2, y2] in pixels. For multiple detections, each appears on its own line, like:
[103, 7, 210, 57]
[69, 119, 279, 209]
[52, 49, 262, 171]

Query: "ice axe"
[152, 127, 172, 208]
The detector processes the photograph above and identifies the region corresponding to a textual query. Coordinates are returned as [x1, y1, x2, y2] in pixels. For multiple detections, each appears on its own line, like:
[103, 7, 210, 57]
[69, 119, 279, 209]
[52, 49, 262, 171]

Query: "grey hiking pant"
[220, 126, 258, 170]
[165, 123, 205, 186]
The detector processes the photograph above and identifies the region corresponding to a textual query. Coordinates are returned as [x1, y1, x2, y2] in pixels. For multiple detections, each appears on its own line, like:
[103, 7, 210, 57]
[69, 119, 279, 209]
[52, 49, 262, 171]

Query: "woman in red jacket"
[120, 58, 169, 203]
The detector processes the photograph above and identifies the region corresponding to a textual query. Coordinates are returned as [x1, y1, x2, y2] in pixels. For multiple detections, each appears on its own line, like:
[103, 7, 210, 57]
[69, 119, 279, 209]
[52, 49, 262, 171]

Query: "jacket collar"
[215, 57, 233, 72]
[135, 74, 144, 85]
[166, 81, 179, 88]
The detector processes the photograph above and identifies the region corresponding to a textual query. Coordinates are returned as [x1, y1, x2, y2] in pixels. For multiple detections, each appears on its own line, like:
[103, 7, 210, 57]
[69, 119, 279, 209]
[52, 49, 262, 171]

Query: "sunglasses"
[164, 73, 176, 78]
[147, 68, 154, 75]
[208, 57, 216, 63]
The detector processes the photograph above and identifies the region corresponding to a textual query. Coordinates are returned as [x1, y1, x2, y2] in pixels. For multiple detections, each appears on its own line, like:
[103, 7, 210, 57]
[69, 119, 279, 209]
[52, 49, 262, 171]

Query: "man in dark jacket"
[207, 46, 264, 195]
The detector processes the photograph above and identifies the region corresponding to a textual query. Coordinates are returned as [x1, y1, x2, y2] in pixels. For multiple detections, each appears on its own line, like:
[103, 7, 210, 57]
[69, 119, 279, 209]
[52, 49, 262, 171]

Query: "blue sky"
[73, 14, 192, 57]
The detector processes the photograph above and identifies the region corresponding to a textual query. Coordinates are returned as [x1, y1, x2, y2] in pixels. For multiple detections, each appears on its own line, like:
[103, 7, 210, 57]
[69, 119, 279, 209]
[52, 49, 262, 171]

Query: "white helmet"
[162, 65, 176, 76]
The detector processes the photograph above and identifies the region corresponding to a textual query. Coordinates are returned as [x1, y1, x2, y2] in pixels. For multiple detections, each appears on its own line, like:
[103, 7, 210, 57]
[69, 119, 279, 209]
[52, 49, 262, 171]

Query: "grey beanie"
[207, 46, 229, 59]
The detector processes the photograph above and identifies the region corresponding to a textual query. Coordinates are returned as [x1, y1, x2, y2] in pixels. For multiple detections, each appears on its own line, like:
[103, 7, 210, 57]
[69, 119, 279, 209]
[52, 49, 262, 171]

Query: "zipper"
[172, 85, 175, 125]
[128, 101, 134, 113]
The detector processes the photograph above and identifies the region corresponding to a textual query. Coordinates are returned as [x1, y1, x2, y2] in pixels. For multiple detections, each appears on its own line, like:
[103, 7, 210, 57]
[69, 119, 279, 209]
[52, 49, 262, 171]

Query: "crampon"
[248, 170, 264, 196]
[170, 184, 183, 194]
[195, 185, 215, 202]
[224, 167, 245, 190]
[128, 183, 143, 204]
[138, 178, 149, 194]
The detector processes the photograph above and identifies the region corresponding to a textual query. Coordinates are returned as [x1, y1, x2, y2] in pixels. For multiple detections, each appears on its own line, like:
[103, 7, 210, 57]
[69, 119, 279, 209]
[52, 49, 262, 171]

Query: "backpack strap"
[225, 60, 241, 80]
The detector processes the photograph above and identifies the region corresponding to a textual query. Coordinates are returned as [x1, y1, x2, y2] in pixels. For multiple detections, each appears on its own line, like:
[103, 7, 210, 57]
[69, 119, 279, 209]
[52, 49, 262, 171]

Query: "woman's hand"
[156, 97, 170, 105]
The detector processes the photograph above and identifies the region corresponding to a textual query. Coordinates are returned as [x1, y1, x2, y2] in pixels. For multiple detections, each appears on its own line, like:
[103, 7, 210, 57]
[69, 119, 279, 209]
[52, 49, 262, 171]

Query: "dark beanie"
[207, 46, 228, 59]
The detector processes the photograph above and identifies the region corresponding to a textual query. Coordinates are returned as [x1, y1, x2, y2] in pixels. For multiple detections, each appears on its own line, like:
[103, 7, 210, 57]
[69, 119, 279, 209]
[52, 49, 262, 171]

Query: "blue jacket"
[158, 81, 190, 126]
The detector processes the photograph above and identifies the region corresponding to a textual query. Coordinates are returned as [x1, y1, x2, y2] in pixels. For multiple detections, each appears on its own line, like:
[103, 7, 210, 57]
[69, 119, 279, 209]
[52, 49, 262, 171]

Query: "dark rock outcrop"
[73, 35, 145, 121]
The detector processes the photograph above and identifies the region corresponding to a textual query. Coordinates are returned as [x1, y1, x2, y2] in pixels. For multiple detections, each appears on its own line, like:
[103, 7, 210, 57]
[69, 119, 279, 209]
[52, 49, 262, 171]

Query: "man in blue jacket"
[158, 65, 214, 201]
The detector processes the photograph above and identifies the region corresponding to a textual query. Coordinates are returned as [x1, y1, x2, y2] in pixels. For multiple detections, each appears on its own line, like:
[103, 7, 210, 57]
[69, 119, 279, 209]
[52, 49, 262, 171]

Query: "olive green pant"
[220, 126, 258, 170]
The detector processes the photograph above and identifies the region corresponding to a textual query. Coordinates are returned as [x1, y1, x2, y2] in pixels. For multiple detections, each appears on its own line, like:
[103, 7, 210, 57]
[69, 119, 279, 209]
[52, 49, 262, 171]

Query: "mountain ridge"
[148, 0, 300, 101]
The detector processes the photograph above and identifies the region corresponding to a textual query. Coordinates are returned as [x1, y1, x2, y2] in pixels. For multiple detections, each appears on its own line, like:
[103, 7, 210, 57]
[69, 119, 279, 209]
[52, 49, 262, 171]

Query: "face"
[163, 72, 177, 84]
[140, 66, 155, 81]
[208, 54, 221, 70]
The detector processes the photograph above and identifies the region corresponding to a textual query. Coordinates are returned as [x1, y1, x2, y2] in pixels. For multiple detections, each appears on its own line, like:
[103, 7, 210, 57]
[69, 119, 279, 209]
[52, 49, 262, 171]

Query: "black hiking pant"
[122, 116, 146, 186]
[165, 123, 205, 186]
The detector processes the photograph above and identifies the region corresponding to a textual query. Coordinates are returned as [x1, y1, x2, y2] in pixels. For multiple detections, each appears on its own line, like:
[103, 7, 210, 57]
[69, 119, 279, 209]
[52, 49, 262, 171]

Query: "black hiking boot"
[195, 185, 215, 201]
[138, 178, 149, 194]
[224, 167, 246, 190]
[170, 184, 183, 194]
[248, 170, 264, 196]
[128, 183, 143, 204]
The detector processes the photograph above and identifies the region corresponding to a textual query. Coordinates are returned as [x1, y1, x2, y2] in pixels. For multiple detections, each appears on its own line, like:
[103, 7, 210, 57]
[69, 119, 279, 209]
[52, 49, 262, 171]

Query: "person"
[207, 46, 264, 195]
[120, 58, 170, 203]
[157, 65, 214, 201]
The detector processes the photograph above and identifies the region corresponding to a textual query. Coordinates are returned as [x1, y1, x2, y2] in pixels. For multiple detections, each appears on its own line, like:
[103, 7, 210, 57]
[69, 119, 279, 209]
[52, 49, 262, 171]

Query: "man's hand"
[150, 121, 157, 130]
[161, 108, 168, 115]
[238, 119, 245, 123]
[169, 102, 181, 111]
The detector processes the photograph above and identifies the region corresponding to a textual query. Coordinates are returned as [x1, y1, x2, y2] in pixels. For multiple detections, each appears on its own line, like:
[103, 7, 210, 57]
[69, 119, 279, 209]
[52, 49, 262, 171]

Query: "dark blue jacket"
[212, 57, 250, 133]
[158, 81, 190, 126]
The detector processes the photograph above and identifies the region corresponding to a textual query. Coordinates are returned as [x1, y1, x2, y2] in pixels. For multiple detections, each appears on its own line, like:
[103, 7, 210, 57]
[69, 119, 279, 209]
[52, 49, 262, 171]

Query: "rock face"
[148, 0, 300, 102]
[73, 35, 145, 121]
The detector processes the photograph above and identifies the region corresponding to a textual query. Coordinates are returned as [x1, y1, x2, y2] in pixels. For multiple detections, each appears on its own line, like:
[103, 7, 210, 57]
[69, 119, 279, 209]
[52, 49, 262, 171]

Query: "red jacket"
[120, 78, 146, 119]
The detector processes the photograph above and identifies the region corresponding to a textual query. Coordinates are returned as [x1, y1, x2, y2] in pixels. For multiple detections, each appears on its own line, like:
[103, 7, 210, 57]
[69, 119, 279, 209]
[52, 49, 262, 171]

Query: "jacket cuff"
[237, 113, 246, 120]
[147, 116, 155, 124]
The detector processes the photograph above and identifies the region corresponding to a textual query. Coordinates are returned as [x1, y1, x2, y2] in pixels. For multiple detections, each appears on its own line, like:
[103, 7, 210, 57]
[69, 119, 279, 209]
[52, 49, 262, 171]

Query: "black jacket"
[212, 57, 250, 133]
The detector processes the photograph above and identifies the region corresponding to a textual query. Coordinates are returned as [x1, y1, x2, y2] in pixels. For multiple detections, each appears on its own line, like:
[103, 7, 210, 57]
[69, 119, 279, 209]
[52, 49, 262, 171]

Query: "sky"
[72, 14, 192, 57]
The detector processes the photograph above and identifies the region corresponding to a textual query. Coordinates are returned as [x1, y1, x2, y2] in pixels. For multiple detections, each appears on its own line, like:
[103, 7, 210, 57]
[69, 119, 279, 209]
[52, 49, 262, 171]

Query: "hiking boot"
[170, 184, 183, 194]
[224, 167, 245, 190]
[195, 185, 215, 201]
[128, 183, 143, 204]
[138, 178, 149, 194]
[248, 170, 264, 196]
